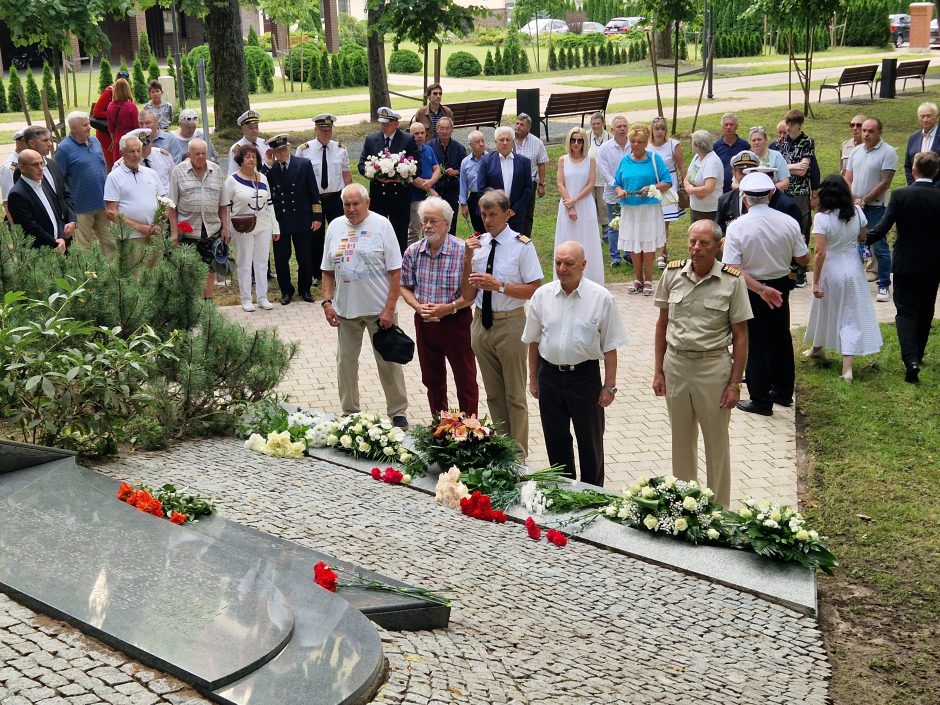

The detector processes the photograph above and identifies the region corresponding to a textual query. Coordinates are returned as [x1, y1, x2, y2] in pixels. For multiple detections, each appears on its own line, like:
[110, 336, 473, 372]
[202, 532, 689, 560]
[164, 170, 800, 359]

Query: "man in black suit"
[867, 151, 940, 384]
[903, 102, 940, 184]
[21, 125, 74, 213]
[358, 106, 420, 253]
[429, 116, 466, 235]
[717, 151, 803, 233]
[7, 149, 75, 251]
[266, 134, 323, 305]
[478, 126, 533, 234]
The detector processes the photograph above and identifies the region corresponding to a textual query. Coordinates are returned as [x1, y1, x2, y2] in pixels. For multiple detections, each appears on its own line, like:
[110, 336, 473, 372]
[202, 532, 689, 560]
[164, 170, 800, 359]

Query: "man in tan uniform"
[652, 219, 752, 507]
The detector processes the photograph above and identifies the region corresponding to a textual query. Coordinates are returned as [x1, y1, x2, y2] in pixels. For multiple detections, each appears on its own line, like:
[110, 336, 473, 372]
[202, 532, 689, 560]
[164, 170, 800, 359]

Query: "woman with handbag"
[554, 127, 604, 284]
[649, 117, 687, 269]
[613, 124, 672, 296]
[223, 144, 280, 312]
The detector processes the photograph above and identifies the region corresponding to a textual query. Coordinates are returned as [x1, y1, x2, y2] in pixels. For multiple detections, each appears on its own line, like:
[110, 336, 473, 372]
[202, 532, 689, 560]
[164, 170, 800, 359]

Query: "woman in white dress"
[649, 116, 686, 269]
[587, 112, 611, 240]
[554, 126, 603, 284]
[748, 126, 791, 192]
[804, 175, 883, 381]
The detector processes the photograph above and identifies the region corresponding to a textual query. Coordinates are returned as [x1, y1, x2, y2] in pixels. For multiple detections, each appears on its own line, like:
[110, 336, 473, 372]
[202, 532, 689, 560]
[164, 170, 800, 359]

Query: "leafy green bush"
[388, 49, 422, 74]
[554, 32, 607, 49]
[842, 0, 892, 47]
[245, 45, 275, 86]
[446, 51, 483, 78]
[338, 13, 368, 48]
[287, 44, 320, 83]
[474, 26, 505, 45]
[188, 45, 212, 85]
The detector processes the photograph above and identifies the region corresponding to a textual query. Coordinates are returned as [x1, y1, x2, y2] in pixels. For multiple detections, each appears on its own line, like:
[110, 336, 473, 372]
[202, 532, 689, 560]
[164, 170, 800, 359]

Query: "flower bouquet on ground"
[324, 412, 412, 465]
[362, 149, 418, 184]
[117, 481, 214, 525]
[406, 410, 519, 478]
[314, 561, 452, 606]
[604, 475, 726, 544]
[724, 499, 838, 575]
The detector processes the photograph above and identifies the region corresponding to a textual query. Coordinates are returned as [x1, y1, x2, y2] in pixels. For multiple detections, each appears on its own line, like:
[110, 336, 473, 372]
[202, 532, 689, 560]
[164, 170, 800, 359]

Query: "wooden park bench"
[446, 98, 506, 130]
[539, 88, 612, 141]
[818, 65, 878, 103]
[877, 59, 932, 94]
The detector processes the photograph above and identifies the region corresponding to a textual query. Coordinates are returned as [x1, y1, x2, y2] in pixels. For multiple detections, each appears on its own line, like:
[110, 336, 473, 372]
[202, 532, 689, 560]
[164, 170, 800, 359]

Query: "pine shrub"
[42, 61, 56, 109]
[548, 43, 558, 70]
[132, 57, 147, 103]
[0, 80, 7, 113]
[494, 46, 504, 75]
[25, 70, 41, 111]
[8, 68, 22, 112]
[148, 56, 160, 83]
[137, 31, 152, 66]
[319, 51, 332, 89]
[484, 50, 495, 76]
[98, 57, 113, 92]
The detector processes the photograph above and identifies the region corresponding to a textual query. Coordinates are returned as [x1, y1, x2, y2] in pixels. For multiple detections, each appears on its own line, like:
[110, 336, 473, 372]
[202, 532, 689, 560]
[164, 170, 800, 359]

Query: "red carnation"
[313, 561, 338, 592]
[492, 510, 507, 523]
[117, 482, 134, 502]
[371, 467, 382, 480]
[525, 516, 542, 540]
[177, 221, 194, 234]
[169, 512, 187, 525]
[546, 529, 568, 547]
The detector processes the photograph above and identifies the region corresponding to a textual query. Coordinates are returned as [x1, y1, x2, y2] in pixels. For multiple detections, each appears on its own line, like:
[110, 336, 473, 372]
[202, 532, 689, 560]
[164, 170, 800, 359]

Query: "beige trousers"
[337, 314, 409, 418]
[75, 210, 115, 257]
[470, 308, 529, 458]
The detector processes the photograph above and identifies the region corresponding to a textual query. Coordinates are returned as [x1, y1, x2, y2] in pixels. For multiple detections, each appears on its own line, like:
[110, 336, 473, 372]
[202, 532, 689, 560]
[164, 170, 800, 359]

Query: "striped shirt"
[514, 133, 549, 180]
[401, 234, 466, 304]
[169, 160, 226, 237]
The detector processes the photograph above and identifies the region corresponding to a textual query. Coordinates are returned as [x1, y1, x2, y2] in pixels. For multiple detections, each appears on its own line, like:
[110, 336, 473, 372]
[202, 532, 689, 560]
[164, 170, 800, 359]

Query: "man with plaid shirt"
[401, 196, 479, 416]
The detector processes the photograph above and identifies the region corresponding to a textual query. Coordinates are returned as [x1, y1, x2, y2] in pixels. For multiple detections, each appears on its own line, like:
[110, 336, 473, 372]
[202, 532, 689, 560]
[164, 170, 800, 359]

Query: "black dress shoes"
[301, 293, 315, 303]
[769, 390, 793, 407]
[280, 294, 292, 305]
[905, 363, 920, 384]
[736, 400, 773, 416]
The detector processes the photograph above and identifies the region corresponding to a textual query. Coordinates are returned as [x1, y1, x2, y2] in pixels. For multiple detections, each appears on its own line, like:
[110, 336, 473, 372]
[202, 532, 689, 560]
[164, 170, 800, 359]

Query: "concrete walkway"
[219, 279, 908, 509]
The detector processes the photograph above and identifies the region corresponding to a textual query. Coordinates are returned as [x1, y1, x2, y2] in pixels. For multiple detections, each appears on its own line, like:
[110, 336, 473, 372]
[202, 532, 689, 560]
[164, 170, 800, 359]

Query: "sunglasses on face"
[570, 138, 584, 143]
[850, 122, 863, 128]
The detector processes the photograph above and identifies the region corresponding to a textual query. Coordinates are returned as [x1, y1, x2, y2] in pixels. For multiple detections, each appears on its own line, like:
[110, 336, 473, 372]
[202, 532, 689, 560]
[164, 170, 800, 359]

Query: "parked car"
[890, 13, 911, 48]
[520, 19, 569, 37]
[604, 17, 644, 35]
[932, 18, 938, 45]
[580, 21, 607, 34]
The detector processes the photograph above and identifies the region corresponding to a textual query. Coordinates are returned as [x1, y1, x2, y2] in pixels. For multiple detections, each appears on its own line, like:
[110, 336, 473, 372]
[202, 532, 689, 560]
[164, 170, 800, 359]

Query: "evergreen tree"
[247, 26, 260, 47]
[42, 61, 56, 109]
[166, 54, 176, 79]
[148, 57, 160, 83]
[558, 47, 568, 70]
[339, 55, 352, 88]
[583, 46, 591, 67]
[8, 67, 22, 112]
[494, 46, 504, 75]
[319, 51, 332, 89]
[352, 53, 368, 86]
[25, 70, 41, 111]
[181, 52, 197, 100]
[620, 47, 627, 63]
[518, 48, 530, 73]
[483, 50, 495, 76]
[572, 47, 581, 68]
[247, 59, 258, 93]
[0, 80, 7, 114]
[119, 58, 129, 75]
[588, 46, 597, 66]
[137, 31, 152, 66]
[132, 57, 147, 103]
[98, 57, 113, 92]
[307, 54, 322, 89]
[331, 53, 343, 88]
[547, 44, 557, 71]
[261, 61, 274, 92]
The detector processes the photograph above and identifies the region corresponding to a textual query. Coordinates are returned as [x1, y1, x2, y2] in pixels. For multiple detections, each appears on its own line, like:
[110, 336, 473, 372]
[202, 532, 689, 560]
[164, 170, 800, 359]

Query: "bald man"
[521, 241, 628, 486]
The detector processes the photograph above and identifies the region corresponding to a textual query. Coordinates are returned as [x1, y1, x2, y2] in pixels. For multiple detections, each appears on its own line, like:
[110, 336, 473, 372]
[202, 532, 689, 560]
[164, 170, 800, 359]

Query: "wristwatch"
[497, 281, 506, 294]
[727, 382, 742, 391]
[321, 299, 333, 307]
[602, 385, 617, 395]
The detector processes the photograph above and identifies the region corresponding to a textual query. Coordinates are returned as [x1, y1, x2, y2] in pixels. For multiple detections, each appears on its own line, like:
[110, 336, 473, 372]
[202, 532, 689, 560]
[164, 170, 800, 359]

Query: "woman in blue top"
[613, 124, 672, 295]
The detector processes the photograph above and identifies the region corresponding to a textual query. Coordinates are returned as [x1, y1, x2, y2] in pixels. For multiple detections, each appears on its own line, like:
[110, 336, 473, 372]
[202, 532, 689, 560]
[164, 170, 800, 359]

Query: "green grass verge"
[798, 324, 940, 704]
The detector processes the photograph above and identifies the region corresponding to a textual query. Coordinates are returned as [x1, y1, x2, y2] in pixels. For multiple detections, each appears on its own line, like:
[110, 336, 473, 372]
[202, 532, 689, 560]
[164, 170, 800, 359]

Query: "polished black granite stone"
[0, 439, 73, 473]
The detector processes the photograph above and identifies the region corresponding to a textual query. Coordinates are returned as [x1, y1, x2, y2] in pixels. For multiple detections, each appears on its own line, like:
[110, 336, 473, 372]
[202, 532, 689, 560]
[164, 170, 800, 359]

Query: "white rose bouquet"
[326, 412, 412, 464]
[363, 149, 418, 184]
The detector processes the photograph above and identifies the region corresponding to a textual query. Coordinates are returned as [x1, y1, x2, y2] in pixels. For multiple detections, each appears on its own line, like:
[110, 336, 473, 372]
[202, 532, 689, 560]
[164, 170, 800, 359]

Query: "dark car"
[890, 13, 911, 48]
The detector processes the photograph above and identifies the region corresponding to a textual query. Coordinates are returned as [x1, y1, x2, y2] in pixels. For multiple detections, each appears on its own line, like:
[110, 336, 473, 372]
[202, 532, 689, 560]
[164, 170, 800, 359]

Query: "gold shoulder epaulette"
[299, 142, 309, 151]
[517, 234, 532, 244]
[312, 203, 323, 213]
[722, 264, 742, 277]
[667, 259, 686, 269]
[337, 141, 344, 149]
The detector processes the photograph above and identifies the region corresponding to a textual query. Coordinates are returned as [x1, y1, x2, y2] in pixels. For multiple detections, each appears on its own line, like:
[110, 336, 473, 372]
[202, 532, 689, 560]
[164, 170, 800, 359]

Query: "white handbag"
[651, 151, 679, 206]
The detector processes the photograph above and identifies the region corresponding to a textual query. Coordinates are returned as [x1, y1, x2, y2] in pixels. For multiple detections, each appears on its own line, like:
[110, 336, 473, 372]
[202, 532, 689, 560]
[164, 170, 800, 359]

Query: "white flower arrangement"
[325, 412, 412, 464]
[519, 480, 553, 516]
[363, 149, 418, 184]
[608, 216, 620, 230]
[244, 431, 305, 459]
[434, 466, 470, 508]
[645, 185, 663, 201]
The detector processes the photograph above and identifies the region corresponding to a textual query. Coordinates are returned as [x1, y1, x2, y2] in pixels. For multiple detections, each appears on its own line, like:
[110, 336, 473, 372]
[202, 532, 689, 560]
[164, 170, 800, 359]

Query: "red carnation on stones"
[313, 561, 338, 592]
[177, 221, 194, 235]
[382, 467, 403, 484]
[525, 516, 542, 540]
[169, 512, 187, 525]
[370, 467, 382, 480]
[460, 491, 506, 523]
[117, 482, 134, 502]
[546, 529, 568, 547]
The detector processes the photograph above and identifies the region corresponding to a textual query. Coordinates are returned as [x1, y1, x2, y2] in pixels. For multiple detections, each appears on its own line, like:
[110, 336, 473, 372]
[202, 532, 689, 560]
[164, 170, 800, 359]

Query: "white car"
[520, 19, 569, 37]
[580, 22, 607, 34]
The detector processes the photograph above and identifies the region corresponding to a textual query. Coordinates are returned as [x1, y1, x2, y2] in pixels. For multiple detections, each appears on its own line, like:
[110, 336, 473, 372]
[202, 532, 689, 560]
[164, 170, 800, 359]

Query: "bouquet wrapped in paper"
[363, 148, 418, 184]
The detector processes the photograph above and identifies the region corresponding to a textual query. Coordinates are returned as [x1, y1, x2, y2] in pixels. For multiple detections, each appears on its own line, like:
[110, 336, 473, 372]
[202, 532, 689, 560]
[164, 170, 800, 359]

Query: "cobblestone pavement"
[0, 440, 832, 704]
[220, 281, 908, 509]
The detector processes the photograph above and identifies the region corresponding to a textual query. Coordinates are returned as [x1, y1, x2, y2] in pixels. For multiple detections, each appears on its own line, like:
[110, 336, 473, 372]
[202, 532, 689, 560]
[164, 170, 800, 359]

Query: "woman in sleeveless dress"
[648, 117, 686, 269]
[554, 126, 604, 284]
[804, 175, 883, 381]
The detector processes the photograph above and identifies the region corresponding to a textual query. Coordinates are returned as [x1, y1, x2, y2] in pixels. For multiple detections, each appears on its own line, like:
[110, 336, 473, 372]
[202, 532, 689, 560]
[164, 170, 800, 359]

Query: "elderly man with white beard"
[400, 196, 479, 417]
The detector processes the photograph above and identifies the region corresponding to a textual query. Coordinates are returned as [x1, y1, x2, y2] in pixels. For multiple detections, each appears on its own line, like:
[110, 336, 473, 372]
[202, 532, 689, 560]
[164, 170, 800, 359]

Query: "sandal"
[643, 280, 654, 296]
[628, 279, 643, 294]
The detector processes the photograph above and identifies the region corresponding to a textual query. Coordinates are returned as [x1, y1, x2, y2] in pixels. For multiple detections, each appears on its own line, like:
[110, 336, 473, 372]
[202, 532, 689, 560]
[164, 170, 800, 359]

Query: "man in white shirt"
[465, 189, 543, 458]
[114, 128, 173, 194]
[723, 172, 809, 417]
[296, 113, 353, 226]
[320, 183, 409, 429]
[228, 109, 273, 176]
[522, 240, 627, 486]
[596, 115, 630, 266]
[104, 134, 165, 269]
[513, 113, 549, 238]
[840, 114, 865, 175]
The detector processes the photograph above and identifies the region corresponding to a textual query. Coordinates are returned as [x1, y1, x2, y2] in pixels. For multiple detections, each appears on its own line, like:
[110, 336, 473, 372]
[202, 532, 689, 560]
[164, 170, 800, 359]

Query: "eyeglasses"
[849, 122, 863, 128]
[181, 117, 198, 122]
[421, 218, 445, 226]
[570, 138, 584, 144]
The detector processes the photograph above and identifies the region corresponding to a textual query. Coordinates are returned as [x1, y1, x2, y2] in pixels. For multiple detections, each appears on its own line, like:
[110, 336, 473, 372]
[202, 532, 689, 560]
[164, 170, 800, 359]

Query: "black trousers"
[315, 192, 344, 279]
[440, 188, 460, 235]
[894, 272, 940, 368]
[370, 182, 410, 253]
[273, 230, 312, 297]
[467, 192, 484, 233]
[745, 276, 794, 407]
[537, 358, 604, 487]
[522, 180, 538, 237]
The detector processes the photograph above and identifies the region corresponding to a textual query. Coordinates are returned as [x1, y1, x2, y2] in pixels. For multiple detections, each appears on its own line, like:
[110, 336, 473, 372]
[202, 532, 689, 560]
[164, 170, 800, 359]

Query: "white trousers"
[232, 229, 272, 303]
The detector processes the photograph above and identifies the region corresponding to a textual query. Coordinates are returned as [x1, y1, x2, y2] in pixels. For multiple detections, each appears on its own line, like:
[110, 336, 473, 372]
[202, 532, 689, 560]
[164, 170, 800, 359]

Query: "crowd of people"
[2, 72, 938, 501]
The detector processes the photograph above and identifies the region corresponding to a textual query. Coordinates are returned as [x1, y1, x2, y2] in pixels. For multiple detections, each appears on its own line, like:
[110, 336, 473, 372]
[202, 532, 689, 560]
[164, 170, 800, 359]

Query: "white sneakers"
[876, 287, 890, 303]
[241, 300, 255, 312]
[258, 298, 274, 310]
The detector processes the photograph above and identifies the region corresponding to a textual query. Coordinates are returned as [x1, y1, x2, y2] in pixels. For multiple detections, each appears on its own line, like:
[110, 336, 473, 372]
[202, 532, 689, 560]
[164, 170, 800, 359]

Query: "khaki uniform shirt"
[654, 259, 753, 351]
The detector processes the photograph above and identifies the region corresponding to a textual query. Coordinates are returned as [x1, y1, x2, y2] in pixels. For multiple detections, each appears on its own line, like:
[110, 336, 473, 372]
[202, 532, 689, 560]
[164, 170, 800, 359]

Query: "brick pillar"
[323, 0, 339, 54]
[909, 3, 933, 48]
[129, 11, 147, 55]
[272, 22, 289, 54]
[68, 34, 81, 61]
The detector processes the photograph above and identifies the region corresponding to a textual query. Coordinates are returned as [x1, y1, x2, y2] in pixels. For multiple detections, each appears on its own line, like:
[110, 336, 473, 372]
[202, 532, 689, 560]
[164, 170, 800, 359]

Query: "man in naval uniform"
[228, 109, 273, 176]
[358, 106, 420, 253]
[296, 113, 352, 285]
[266, 133, 323, 305]
[653, 219, 752, 508]
[1, 130, 26, 224]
